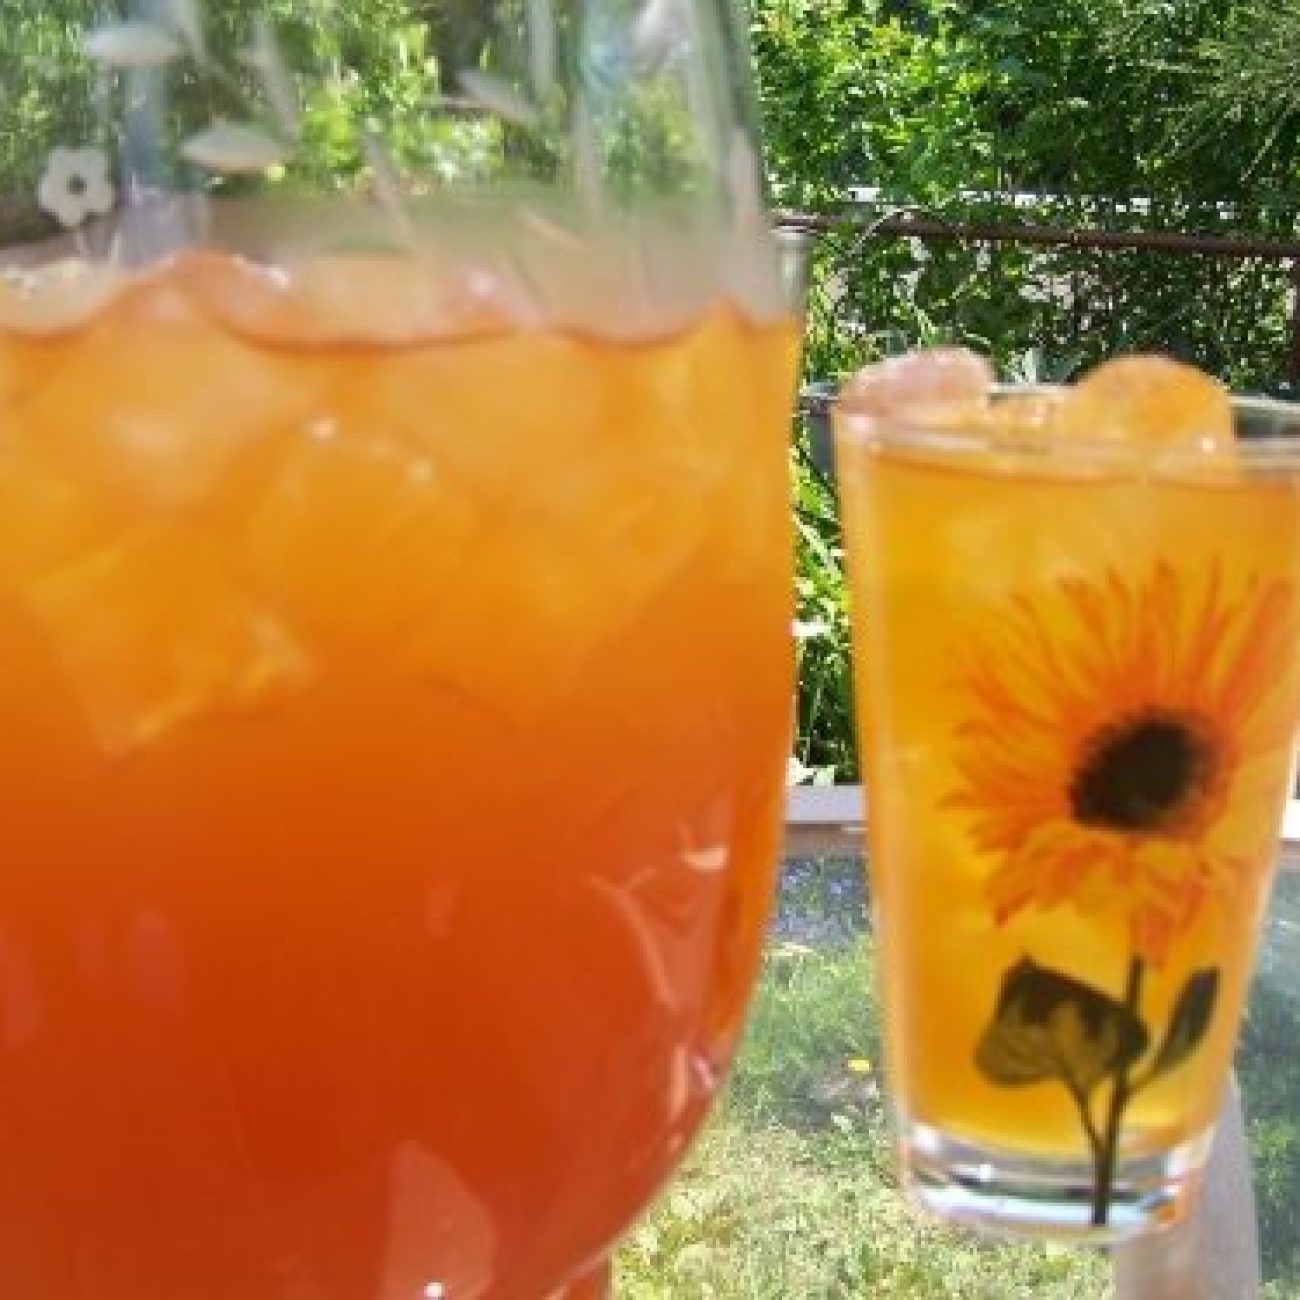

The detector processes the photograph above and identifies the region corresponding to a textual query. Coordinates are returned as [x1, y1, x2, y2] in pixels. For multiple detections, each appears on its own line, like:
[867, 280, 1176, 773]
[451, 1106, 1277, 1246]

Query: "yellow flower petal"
[949, 561, 1300, 963]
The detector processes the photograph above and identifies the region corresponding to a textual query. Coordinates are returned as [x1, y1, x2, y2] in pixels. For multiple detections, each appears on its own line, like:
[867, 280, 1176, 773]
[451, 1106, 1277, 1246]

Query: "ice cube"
[0, 260, 124, 335]
[0, 342, 18, 412]
[405, 462, 705, 725]
[361, 330, 608, 501]
[402, 527, 586, 723]
[1064, 354, 1232, 448]
[617, 308, 782, 483]
[0, 450, 115, 592]
[838, 347, 994, 427]
[985, 389, 1067, 439]
[183, 252, 536, 346]
[659, 312, 798, 580]
[26, 270, 321, 511]
[243, 429, 480, 648]
[26, 524, 312, 754]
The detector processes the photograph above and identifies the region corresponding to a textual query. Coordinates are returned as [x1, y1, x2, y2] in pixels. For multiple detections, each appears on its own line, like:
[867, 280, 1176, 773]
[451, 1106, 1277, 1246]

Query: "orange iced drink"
[834, 352, 1300, 1240]
[0, 252, 798, 1296]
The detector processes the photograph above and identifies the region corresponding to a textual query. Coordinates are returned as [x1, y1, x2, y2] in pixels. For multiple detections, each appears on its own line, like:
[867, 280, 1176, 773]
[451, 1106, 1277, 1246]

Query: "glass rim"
[832, 387, 1300, 475]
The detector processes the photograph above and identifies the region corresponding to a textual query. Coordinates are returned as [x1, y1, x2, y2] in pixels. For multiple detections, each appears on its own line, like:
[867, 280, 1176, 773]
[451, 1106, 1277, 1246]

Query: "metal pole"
[1287, 260, 1300, 386]
[776, 210, 1300, 262]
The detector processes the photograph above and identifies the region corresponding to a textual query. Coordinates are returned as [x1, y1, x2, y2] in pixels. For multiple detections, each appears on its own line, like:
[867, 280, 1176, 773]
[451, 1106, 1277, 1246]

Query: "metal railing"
[778, 203, 1300, 388]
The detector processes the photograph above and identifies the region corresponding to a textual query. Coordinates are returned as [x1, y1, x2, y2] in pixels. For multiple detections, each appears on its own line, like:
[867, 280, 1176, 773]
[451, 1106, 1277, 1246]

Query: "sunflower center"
[1069, 710, 1219, 834]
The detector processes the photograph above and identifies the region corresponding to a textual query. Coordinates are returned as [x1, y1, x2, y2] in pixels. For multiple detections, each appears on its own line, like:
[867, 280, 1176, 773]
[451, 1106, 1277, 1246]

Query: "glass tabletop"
[615, 799, 1300, 1298]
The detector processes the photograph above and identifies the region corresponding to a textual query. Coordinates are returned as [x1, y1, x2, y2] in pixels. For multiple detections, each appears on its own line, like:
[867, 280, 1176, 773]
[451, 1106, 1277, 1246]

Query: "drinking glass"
[833, 391, 1300, 1242]
[0, 2, 799, 1295]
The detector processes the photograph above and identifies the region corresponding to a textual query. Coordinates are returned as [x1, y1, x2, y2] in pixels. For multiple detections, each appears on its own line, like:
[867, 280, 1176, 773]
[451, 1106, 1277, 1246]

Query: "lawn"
[614, 859, 1300, 1298]
[614, 920, 1110, 1295]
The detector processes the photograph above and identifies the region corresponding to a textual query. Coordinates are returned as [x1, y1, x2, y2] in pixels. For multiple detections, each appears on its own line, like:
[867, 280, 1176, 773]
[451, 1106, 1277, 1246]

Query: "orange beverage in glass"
[0, 252, 798, 1297]
[834, 374, 1300, 1242]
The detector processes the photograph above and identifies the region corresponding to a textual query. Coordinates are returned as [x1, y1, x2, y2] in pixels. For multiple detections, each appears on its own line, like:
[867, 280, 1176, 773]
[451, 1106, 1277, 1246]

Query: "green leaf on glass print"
[976, 957, 1148, 1096]
[1146, 968, 1219, 1083]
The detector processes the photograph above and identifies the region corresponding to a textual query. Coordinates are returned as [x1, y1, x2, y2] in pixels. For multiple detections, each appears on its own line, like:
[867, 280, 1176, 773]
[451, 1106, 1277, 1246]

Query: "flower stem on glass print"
[975, 956, 1220, 1226]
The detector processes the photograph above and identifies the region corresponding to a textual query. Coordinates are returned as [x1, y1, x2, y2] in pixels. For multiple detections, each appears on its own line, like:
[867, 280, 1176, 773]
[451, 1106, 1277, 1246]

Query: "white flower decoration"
[38, 146, 116, 229]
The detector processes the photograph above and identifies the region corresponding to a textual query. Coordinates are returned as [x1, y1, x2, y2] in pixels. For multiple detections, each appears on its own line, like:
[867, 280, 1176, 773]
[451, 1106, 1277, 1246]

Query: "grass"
[613, 860, 1300, 1295]
[615, 929, 1111, 1298]
[617, 1123, 1106, 1298]
[1239, 871, 1300, 1291]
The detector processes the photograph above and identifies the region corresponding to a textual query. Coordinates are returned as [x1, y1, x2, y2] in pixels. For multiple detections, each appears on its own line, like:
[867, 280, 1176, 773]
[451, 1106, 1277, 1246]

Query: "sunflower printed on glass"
[832, 351, 1300, 1243]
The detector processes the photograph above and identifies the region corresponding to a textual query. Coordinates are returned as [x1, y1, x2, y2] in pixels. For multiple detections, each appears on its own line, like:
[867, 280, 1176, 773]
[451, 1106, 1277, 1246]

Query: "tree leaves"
[976, 957, 1148, 1096]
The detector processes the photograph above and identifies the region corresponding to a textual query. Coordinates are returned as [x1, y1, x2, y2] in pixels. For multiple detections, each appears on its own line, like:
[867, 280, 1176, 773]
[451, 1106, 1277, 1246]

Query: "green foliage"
[757, 0, 1300, 772]
[753, 0, 1300, 397]
[751, 0, 994, 209]
[792, 447, 856, 783]
[0, 1, 469, 230]
[753, 0, 1300, 205]
[0, 0, 745, 236]
[0, 5, 99, 238]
